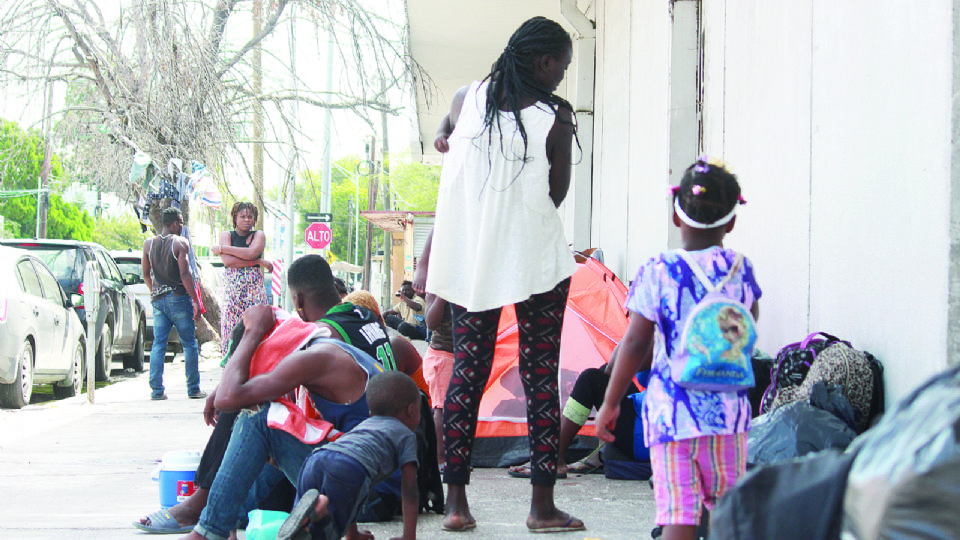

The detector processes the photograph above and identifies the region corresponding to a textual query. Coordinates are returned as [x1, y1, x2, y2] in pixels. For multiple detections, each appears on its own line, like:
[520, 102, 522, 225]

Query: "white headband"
[674, 197, 738, 229]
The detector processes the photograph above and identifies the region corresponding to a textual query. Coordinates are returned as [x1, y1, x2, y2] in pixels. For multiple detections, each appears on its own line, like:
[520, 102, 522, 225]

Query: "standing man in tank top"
[142, 207, 205, 401]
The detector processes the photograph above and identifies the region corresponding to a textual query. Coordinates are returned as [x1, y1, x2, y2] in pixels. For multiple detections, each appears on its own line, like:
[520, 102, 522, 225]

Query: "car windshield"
[115, 261, 143, 278]
[17, 246, 79, 281]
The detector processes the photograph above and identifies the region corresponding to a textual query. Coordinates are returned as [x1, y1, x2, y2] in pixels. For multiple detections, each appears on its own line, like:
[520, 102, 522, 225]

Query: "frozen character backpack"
[670, 250, 757, 391]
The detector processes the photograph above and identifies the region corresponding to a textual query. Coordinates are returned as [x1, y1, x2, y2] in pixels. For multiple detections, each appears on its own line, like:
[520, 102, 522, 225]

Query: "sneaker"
[188, 391, 207, 399]
[151, 394, 168, 401]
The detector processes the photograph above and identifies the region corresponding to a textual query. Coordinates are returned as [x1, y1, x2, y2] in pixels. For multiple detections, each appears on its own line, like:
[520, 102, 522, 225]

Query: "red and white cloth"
[271, 259, 284, 305]
[245, 308, 341, 444]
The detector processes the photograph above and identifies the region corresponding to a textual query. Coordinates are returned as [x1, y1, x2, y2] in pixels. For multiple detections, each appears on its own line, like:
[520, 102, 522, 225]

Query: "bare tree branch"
[0, 0, 429, 215]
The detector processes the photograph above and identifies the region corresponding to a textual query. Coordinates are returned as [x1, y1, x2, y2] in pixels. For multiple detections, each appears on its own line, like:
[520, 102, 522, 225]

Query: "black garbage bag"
[710, 448, 857, 540]
[843, 364, 960, 539]
[809, 383, 857, 432]
[748, 388, 857, 467]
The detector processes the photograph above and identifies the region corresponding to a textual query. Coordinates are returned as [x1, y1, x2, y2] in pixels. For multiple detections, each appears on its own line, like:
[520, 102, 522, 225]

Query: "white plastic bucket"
[157, 450, 201, 509]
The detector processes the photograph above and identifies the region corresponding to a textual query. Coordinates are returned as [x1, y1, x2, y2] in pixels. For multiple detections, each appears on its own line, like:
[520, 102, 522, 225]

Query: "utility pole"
[379, 79, 392, 304]
[362, 136, 378, 290]
[320, 32, 334, 261]
[346, 195, 354, 265]
[252, 0, 265, 222]
[38, 70, 55, 238]
[283, 3, 298, 310]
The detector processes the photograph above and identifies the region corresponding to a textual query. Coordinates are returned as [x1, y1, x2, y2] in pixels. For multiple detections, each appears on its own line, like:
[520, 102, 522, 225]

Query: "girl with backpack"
[596, 157, 762, 540]
[412, 16, 583, 534]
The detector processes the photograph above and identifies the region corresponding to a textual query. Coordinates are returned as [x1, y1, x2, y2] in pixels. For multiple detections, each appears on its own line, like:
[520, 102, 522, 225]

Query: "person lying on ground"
[134, 255, 393, 536]
[277, 371, 421, 540]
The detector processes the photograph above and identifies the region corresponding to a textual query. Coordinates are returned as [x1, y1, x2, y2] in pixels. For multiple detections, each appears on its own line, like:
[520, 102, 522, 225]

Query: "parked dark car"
[0, 240, 146, 379]
[110, 250, 181, 356]
[0, 246, 87, 408]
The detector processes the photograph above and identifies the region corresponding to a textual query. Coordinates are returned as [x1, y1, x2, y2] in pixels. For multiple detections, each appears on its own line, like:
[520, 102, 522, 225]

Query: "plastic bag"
[809, 383, 857, 432]
[711, 448, 856, 540]
[747, 390, 857, 468]
[245, 509, 289, 540]
[843, 364, 960, 539]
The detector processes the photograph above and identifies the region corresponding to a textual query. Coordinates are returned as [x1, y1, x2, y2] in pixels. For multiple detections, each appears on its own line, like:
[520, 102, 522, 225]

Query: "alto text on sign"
[305, 222, 332, 249]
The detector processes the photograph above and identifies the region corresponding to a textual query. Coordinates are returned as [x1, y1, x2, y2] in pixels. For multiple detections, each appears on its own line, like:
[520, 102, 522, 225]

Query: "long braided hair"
[481, 17, 580, 170]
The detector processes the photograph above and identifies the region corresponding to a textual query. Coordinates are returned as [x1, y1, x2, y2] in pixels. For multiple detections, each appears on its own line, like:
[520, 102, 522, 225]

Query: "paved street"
[0, 344, 657, 539]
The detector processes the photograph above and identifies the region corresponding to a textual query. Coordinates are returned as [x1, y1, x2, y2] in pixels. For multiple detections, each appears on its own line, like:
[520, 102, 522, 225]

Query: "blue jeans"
[297, 449, 371, 540]
[149, 293, 199, 398]
[195, 407, 322, 540]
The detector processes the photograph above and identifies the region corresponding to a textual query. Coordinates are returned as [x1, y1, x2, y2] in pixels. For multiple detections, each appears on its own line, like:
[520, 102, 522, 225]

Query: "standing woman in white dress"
[413, 16, 583, 534]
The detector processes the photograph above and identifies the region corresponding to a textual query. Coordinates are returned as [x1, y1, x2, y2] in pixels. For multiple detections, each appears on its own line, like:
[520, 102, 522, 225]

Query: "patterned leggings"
[443, 278, 570, 486]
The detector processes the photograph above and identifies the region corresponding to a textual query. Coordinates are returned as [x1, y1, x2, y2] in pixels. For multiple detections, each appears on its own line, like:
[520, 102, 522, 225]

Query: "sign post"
[305, 212, 333, 223]
[83, 261, 100, 404]
[305, 222, 333, 250]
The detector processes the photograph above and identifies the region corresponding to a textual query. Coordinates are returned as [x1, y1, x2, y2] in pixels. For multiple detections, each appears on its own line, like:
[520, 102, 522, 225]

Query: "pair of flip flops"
[567, 459, 603, 475]
[132, 509, 193, 534]
[507, 463, 567, 479]
[441, 519, 477, 532]
[277, 489, 319, 540]
[528, 516, 587, 534]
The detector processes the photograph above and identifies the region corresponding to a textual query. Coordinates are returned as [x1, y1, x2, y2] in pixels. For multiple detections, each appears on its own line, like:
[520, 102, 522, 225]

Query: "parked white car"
[0, 246, 87, 408]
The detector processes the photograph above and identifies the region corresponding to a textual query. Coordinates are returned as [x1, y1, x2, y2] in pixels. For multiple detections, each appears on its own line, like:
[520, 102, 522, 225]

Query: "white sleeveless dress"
[427, 81, 577, 312]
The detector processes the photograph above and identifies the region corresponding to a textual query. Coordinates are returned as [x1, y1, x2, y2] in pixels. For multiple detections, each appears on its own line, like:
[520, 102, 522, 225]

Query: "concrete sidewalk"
[0, 344, 658, 540]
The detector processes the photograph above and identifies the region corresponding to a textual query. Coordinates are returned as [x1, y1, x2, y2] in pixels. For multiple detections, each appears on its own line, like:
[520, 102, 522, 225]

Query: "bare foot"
[314, 494, 329, 524]
[442, 483, 476, 531]
[526, 511, 585, 532]
[507, 462, 569, 477]
[138, 490, 206, 529]
[441, 513, 476, 532]
[345, 520, 374, 540]
[138, 507, 198, 529]
[177, 532, 206, 540]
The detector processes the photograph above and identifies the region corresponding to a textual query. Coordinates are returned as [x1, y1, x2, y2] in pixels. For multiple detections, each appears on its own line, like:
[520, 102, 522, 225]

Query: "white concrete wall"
[701, 1, 815, 357]
[593, 0, 956, 405]
[593, 0, 673, 283]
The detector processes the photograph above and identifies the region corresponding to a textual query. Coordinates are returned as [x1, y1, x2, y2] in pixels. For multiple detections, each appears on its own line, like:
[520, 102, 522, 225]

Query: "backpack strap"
[675, 250, 744, 293]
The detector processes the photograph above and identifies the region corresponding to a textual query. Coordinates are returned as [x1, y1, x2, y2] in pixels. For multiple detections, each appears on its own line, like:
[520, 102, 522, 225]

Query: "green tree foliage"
[91, 214, 149, 251]
[0, 119, 93, 240]
[386, 157, 441, 212]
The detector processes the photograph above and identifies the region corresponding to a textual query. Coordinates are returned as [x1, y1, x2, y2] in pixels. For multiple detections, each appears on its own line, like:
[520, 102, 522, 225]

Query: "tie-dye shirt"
[625, 247, 762, 446]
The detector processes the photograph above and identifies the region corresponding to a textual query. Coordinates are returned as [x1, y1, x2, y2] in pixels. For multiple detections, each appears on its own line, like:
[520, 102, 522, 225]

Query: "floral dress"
[220, 231, 268, 352]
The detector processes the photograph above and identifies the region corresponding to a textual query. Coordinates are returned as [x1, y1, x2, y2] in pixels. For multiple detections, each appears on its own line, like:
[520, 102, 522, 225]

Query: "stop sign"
[305, 222, 332, 249]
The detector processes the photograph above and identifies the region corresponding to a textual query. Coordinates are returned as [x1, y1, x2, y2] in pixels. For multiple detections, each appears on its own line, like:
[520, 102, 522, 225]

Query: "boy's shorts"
[649, 432, 747, 526]
[422, 347, 454, 408]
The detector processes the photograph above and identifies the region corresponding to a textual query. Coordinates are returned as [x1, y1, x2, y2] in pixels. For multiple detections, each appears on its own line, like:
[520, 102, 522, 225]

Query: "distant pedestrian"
[383, 280, 426, 340]
[142, 207, 204, 400]
[596, 157, 761, 540]
[277, 371, 422, 540]
[413, 16, 583, 533]
[212, 202, 271, 353]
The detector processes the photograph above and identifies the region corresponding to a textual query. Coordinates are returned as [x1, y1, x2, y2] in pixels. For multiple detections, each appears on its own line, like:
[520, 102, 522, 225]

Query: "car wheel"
[95, 324, 114, 382]
[54, 342, 84, 399]
[0, 340, 34, 409]
[123, 320, 145, 372]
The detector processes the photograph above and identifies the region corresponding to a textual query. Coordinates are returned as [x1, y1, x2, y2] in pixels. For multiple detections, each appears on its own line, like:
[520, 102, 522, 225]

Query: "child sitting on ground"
[596, 156, 761, 540]
[278, 371, 421, 540]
